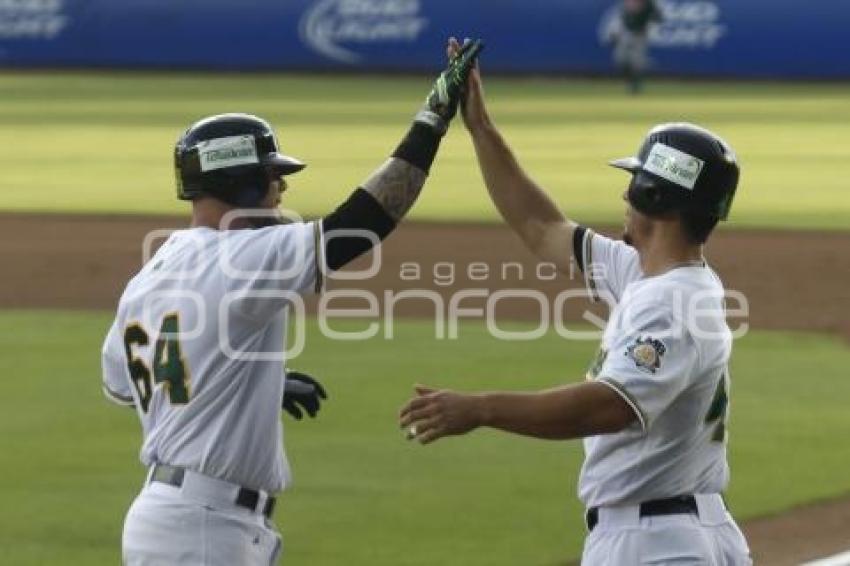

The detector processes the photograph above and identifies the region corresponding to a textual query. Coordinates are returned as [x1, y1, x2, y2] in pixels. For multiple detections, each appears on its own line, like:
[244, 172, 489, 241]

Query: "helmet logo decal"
[644, 142, 705, 190]
[198, 135, 259, 172]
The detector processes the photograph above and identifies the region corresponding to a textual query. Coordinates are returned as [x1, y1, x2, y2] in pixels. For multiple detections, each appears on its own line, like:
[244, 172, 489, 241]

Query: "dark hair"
[679, 210, 720, 244]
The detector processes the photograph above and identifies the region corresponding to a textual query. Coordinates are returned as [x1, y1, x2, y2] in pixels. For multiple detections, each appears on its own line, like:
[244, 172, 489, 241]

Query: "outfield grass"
[1, 311, 849, 565]
[0, 73, 848, 229]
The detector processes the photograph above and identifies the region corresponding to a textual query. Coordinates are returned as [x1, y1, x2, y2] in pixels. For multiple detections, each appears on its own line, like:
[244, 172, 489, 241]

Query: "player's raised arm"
[320, 40, 484, 272]
[453, 38, 577, 274]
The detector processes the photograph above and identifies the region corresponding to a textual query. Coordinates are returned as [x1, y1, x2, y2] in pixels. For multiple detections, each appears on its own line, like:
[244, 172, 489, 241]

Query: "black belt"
[585, 495, 698, 532]
[150, 464, 276, 519]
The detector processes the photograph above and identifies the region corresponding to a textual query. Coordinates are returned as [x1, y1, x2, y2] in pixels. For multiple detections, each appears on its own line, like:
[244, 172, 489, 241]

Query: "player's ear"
[264, 177, 284, 203]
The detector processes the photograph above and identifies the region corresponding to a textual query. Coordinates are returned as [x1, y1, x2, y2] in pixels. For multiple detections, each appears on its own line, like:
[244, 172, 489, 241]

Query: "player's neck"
[637, 233, 704, 277]
[190, 198, 252, 230]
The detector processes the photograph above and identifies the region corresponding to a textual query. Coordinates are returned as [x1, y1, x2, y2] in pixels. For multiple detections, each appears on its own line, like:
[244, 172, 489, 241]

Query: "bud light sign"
[300, 0, 428, 64]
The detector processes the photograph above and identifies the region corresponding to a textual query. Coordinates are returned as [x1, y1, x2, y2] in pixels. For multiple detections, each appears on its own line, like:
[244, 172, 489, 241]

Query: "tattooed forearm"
[362, 158, 428, 223]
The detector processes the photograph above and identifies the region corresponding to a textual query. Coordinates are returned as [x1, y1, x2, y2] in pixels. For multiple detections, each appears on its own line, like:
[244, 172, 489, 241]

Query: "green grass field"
[1, 71, 847, 564]
[1, 73, 849, 229]
[2, 311, 849, 565]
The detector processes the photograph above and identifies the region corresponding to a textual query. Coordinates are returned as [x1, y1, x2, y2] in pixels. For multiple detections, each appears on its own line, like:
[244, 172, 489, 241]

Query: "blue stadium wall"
[0, 0, 846, 78]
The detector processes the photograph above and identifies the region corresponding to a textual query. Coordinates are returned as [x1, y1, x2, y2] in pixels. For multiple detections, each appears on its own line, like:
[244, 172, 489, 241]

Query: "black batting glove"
[414, 38, 484, 135]
[282, 370, 328, 421]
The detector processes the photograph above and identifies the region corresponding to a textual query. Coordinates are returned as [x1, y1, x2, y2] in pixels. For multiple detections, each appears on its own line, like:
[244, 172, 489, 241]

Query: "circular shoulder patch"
[625, 336, 667, 374]
[633, 343, 658, 366]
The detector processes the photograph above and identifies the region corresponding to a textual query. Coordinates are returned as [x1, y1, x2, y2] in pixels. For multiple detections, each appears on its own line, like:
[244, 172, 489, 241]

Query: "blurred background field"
[1, 72, 848, 229]
[2, 312, 849, 566]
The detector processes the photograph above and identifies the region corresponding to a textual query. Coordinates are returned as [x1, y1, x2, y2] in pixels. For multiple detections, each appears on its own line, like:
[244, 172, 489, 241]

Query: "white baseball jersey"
[101, 222, 323, 493]
[576, 228, 732, 508]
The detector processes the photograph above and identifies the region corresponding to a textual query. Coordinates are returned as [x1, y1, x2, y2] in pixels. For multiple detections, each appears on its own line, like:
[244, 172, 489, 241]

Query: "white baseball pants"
[123, 474, 282, 565]
[581, 494, 752, 565]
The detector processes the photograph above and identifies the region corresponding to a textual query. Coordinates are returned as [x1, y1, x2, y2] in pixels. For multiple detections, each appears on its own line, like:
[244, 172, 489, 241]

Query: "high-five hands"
[446, 37, 489, 130]
[415, 38, 484, 135]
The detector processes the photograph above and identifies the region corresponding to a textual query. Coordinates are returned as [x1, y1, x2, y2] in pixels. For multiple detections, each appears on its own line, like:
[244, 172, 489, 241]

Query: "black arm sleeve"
[321, 188, 396, 272]
[392, 122, 442, 174]
[320, 120, 441, 272]
[573, 225, 588, 273]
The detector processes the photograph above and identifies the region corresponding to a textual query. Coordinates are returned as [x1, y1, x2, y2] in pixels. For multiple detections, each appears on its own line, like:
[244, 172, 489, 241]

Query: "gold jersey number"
[123, 313, 191, 413]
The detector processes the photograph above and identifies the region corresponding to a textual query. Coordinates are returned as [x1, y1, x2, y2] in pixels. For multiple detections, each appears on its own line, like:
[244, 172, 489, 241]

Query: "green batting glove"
[415, 38, 484, 135]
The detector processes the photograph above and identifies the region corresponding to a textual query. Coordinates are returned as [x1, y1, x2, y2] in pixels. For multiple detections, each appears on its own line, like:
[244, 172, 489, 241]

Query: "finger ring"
[406, 425, 417, 440]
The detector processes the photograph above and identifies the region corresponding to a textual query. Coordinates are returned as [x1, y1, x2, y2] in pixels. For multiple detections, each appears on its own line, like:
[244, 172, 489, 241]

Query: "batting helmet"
[175, 113, 305, 207]
[610, 123, 739, 220]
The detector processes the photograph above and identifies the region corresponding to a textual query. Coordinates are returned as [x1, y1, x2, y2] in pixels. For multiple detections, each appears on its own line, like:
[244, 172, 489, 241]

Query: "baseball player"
[399, 39, 751, 565]
[604, 0, 663, 94]
[101, 40, 483, 565]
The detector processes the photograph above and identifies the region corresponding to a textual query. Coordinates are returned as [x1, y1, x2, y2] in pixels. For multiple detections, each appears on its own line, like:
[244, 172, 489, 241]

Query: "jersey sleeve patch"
[625, 336, 667, 374]
[596, 302, 698, 429]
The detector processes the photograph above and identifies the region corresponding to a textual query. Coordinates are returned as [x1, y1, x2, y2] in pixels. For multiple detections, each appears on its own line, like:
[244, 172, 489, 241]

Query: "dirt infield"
[2, 213, 847, 339]
[1, 211, 848, 562]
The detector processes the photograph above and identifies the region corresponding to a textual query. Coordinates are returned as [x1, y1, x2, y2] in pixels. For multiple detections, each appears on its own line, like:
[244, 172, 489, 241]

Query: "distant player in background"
[101, 41, 482, 565]
[606, 0, 663, 94]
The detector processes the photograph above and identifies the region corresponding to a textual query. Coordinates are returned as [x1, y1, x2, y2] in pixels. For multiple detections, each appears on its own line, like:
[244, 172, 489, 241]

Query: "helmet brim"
[608, 156, 642, 173]
[263, 152, 306, 175]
